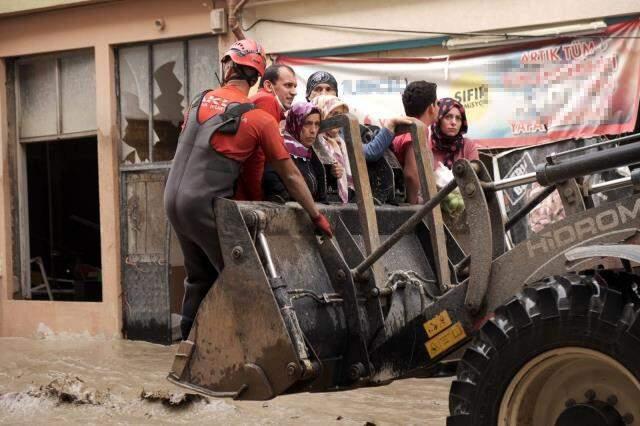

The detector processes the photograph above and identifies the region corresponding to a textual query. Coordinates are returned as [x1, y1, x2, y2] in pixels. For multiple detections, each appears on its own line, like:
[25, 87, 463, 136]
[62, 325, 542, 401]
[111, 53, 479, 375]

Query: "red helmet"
[222, 39, 267, 77]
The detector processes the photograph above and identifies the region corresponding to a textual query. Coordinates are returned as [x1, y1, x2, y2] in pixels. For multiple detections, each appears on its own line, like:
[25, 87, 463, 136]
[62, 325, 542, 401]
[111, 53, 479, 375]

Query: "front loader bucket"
[168, 198, 445, 400]
[167, 199, 303, 400]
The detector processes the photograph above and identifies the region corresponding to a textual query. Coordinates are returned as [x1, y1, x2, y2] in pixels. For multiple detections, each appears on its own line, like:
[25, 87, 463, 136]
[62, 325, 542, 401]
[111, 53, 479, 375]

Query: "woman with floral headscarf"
[263, 101, 323, 202]
[430, 97, 478, 169]
[312, 95, 353, 203]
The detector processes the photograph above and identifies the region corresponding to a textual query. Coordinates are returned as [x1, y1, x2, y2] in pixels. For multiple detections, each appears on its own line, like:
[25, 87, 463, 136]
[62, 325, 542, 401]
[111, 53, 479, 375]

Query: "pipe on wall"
[227, 0, 248, 40]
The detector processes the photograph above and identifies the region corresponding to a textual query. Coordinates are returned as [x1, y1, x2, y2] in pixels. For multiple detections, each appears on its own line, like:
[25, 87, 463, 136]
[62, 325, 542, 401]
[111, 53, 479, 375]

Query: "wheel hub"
[498, 347, 640, 426]
[556, 400, 623, 426]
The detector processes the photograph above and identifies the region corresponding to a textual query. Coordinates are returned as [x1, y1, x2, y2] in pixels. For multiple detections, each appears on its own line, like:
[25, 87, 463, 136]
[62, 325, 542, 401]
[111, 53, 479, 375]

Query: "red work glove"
[312, 213, 334, 239]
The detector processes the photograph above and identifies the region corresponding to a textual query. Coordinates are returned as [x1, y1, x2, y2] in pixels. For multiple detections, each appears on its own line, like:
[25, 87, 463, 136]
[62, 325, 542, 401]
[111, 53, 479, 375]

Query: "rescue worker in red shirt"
[235, 64, 298, 200]
[164, 39, 332, 340]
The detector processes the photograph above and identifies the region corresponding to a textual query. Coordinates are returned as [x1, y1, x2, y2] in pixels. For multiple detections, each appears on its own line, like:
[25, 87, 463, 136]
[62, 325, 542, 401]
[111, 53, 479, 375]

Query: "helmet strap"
[231, 63, 258, 86]
[221, 59, 236, 84]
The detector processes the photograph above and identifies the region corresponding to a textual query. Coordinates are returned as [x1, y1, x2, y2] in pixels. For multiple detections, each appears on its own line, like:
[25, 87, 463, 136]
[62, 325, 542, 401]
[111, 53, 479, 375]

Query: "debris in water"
[29, 375, 109, 405]
[140, 389, 208, 408]
[336, 415, 343, 420]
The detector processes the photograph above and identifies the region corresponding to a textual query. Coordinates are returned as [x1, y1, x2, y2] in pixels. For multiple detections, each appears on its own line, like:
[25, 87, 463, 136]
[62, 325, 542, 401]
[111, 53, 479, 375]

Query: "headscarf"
[283, 101, 321, 160]
[305, 71, 339, 100]
[312, 95, 349, 135]
[312, 95, 353, 203]
[430, 97, 469, 169]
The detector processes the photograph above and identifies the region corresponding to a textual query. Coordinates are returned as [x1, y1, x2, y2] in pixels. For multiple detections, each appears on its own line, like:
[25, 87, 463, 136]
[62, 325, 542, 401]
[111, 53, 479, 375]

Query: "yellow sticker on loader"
[423, 310, 453, 338]
[425, 322, 467, 359]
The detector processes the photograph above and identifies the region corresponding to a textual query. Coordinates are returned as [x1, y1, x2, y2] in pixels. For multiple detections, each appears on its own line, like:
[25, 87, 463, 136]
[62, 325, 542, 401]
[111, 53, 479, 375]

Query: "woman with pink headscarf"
[263, 101, 323, 202]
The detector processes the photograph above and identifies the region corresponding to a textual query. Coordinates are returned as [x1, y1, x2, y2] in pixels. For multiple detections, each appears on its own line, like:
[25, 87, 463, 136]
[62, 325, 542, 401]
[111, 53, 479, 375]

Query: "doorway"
[24, 137, 102, 301]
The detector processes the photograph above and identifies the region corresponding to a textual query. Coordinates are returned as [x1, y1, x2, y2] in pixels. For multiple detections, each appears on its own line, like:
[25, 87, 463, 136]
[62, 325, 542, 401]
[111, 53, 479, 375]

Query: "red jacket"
[234, 89, 285, 201]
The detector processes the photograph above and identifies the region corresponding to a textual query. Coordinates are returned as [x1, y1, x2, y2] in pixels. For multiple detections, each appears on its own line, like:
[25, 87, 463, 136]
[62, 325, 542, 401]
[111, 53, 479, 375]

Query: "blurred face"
[265, 67, 297, 110]
[309, 83, 337, 100]
[326, 105, 347, 136]
[299, 113, 321, 147]
[440, 107, 463, 137]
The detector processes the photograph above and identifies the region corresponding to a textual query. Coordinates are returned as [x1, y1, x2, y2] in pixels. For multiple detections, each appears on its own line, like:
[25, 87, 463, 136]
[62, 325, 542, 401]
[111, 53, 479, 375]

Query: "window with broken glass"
[117, 37, 219, 168]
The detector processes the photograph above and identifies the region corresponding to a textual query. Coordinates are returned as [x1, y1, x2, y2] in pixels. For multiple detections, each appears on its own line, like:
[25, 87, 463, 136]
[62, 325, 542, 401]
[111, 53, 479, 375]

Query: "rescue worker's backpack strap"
[181, 89, 212, 130]
[217, 102, 256, 134]
[192, 89, 211, 109]
[196, 101, 256, 151]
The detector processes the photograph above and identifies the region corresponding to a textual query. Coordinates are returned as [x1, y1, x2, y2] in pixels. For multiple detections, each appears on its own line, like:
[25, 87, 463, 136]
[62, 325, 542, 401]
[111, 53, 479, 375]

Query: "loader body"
[168, 115, 640, 405]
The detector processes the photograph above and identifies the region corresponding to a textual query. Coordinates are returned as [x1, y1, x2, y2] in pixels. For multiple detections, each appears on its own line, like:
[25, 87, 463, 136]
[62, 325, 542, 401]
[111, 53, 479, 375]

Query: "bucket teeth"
[169, 340, 194, 380]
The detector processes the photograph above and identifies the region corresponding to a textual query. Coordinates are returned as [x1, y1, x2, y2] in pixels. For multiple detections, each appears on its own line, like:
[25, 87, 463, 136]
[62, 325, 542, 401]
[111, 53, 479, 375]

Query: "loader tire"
[447, 273, 640, 426]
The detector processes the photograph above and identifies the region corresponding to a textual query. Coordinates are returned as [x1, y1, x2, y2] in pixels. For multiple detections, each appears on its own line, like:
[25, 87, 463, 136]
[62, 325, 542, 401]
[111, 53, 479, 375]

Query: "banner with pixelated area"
[277, 18, 640, 149]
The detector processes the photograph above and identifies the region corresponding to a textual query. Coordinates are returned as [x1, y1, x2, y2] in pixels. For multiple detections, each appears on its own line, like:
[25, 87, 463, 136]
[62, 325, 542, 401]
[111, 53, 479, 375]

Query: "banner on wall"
[277, 19, 640, 149]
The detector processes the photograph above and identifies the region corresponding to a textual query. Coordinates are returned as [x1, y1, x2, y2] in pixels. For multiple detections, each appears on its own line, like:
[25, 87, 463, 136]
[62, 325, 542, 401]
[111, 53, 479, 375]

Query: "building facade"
[0, 0, 638, 341]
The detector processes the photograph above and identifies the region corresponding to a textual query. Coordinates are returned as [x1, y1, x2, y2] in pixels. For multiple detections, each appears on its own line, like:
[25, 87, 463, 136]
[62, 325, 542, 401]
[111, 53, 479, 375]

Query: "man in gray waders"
[164, 39, 333, 340]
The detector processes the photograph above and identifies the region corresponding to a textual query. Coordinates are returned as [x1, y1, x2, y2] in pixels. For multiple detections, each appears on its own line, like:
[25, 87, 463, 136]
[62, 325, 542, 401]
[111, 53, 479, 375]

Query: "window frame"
[116, 35, 218, 171]
[12, 48, 99, 299]
[15, 48, 97, 143]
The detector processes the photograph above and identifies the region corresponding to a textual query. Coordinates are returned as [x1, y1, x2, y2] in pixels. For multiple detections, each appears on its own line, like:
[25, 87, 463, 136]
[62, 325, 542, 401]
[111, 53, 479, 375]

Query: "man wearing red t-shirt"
[164, 39, 332, 340]
[235, 64, 297, 200]
[392, 81, 439, 204]
[254, 64, 297, 119]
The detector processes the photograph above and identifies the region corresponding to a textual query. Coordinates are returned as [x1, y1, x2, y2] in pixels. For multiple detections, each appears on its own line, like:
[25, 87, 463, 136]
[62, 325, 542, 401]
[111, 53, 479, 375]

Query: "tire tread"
[447, 272, 639, 425]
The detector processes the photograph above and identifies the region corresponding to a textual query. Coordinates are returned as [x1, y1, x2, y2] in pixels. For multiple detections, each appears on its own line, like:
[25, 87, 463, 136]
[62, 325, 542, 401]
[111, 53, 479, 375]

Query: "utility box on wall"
[210, 8, 227, 34]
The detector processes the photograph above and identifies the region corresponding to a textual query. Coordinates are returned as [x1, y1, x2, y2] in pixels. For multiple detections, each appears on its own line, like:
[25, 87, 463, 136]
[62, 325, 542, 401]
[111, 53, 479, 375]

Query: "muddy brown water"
[0, 336, 451, 425]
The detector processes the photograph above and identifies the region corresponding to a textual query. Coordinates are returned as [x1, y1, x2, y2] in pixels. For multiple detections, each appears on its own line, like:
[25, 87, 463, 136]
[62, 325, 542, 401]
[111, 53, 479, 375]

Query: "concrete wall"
[0, 0, 218, 337]
[0, 0, 112, 17]
[243, 0, 640, 54]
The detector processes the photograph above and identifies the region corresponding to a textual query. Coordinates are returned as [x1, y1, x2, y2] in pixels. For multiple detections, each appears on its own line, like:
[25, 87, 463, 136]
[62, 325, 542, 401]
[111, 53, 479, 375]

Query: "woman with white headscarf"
[312, 95, 353, 203]
[312, 94, 412, 203]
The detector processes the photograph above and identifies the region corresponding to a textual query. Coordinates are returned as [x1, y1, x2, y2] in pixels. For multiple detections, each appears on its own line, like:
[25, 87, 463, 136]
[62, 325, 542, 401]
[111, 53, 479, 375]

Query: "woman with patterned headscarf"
[311, 95, 353, 203]
[430, 97, 478, 169]
[311, 94, 413, 203]
[263, 101, 323, 202]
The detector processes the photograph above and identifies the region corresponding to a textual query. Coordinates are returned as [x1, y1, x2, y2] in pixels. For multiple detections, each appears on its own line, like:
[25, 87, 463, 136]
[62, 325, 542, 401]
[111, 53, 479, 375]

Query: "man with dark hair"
[251, 64, 297, 122]
[235, 64, 298, 201]
[164, 39, 333, 340]
[392, 81, 439, 203]
[402, 81, 438, 119]
[258, 64, 297, 113]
